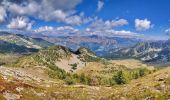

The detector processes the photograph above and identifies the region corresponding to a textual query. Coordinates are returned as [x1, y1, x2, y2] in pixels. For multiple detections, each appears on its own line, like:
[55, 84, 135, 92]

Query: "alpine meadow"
[0, 0, 170, 99]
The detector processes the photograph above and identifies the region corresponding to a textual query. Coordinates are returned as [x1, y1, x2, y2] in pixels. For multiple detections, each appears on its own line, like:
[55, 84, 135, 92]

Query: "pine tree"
[114, 70, 129, 84]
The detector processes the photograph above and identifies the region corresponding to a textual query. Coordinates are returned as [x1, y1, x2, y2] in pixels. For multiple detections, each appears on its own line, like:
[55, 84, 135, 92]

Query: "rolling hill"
[0, 31, 54, 49]
[13, 45, 101, 72]
[0, 44, 169, 99]
[0, 31, 54, 65]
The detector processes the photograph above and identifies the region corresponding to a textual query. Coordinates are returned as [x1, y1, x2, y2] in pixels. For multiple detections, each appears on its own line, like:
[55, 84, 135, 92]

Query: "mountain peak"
[75, 47, 95, 56]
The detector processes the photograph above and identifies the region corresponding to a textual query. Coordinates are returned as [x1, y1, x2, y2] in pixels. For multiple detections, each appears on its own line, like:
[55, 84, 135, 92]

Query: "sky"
[0, 0, 170, 39]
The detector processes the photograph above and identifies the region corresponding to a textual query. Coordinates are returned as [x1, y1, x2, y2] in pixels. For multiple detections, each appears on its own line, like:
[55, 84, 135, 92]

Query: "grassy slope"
[0, 53, 21, 65]
[77, 59, 154, 84]
[1, 44, 168, 99]
[0, 66, 169, 100]
[0, 33, 54, 49]
[108, 66, 170, 99]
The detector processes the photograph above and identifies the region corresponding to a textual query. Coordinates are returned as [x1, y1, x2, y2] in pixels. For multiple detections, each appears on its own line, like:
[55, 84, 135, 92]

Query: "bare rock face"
[109, 40, 170, 64]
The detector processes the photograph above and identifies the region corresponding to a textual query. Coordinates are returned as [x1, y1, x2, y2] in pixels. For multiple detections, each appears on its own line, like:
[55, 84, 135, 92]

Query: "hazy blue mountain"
[106, 40, 170, 64]
[36, 35, 141, 57]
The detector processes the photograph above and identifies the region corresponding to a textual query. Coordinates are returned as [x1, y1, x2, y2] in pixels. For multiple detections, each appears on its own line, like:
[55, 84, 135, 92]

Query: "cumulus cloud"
[0, 6, 6, 22]
[55, 26, 79, 35]
[97, 0, 104, 11]
[135, 19, 152, 31]
[34, 26, 79, 36]
[6, 1, 38, 16]
[34, 26, 54, 33]
[85, 28, 140, 37]
[64, 13, 93, 25]
[0, 0, 141, 37]
[90, 18, 128, 30]
[34, 25, 140, 38]
[33, 17, 139, 37]
[3, 0, 82, 15]
[105, 30, 139, 37]
[165, 28, 170, 35]
[7, 17, 33, 30]
[1, 0, 85, 25]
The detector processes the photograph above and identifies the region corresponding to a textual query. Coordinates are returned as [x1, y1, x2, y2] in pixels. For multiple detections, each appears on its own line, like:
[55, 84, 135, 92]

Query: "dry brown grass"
[111, 59, 154, 69]
[0, 54, 21, 65]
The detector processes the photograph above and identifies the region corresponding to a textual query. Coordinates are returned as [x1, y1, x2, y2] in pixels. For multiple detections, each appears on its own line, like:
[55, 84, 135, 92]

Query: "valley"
[0, 31, 170, 99]
[0, 0, 170, 99]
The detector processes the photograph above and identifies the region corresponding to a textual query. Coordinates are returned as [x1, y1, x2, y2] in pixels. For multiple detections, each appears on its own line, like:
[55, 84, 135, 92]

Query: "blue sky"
[0, 0, 170, 39]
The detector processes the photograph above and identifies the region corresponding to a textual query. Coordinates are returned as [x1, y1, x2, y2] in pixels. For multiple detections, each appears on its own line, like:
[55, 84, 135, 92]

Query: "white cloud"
[90, 18, 128, 30]
[106, 30, 139, 36]
[65, 15, 83, 25]
[33, 17, 139, 37]
[0, 6, 6, 22]
[41, 10, 67, 21]
[34, 26, 54, 33]
[97, 1, 104, 11]
[1, 0, 96, 26]
[34, 25, 140, 38]
[85, 18, 140, 37]
[135, 19, 152, 31]
[55, 26, 79, 35]
[2, 0, 84, 25]
[85, 28, 140, 37]
[3, 0, 82, 15]
[165, 28, 170, 35]
[7, 17, 33, 30]
[34, 26, 79, 36]
[56, 26, 78, 31]
[64, 13, 93, 25]
[7, 1, 39, 16]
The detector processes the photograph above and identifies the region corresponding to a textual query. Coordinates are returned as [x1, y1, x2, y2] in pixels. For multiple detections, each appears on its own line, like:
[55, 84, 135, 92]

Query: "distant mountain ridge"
[106, 39, 170, 65]
[2, 31, 170, 66]
[0, 31, 54, 54]
[0, 40, 38, 54]
[36, 35, 141, 57]
[0, 31, 142, 57]
[0, 31, 54, 49]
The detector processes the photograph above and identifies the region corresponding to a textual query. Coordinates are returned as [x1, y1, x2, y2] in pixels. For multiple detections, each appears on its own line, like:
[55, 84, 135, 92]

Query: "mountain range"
[1, 31, 170, 66]
[106, 40, 170, 66]
[28, 32, 170, 66]
[0, 31, 54, 54]
[0, 31, 170, 99]
[30, 34, 141, 57]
